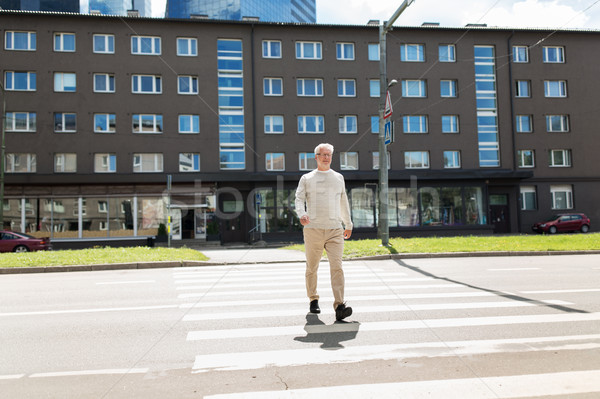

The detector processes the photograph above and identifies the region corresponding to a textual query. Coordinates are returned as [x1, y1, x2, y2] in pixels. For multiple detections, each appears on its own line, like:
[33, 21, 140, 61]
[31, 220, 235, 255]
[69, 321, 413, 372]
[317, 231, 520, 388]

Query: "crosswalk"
[172, 259, 600, 398]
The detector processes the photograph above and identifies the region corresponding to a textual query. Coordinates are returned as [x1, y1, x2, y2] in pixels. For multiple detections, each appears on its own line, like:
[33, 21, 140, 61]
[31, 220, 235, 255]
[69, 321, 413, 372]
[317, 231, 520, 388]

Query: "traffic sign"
[384, 91, 393, 119]
[384, 120, 393, 145]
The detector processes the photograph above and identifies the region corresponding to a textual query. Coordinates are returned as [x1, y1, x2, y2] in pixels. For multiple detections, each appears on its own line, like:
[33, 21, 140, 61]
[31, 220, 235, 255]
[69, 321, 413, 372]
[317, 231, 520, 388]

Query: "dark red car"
[0, 231, 52, 252]
[532, 213, 591, 234]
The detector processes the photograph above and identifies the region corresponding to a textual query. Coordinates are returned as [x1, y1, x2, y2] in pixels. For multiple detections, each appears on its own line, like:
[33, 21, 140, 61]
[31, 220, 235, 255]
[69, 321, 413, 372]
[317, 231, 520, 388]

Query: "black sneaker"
[335, 303, 352, 321]
[309, 299, 320, 314]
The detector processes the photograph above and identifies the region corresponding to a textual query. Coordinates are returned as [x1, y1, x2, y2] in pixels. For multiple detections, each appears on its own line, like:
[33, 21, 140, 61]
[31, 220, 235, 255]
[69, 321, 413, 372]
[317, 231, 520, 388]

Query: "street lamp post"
[378, 0, 416, 246]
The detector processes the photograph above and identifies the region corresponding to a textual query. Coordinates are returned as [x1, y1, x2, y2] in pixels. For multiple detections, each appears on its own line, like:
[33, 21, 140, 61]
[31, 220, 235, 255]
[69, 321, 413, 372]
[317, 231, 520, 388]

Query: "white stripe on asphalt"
[182, 300, 571, 322]
[0, 374, 25, 380]
[192, 335, 600, 373]
[174, 272, 407, 284]
[488, 268, 540, 271]
[203, 370, 600, 398]
[29, 368, 149, 378]
[187, 311, 594, 341]
[521, 288, 600, 294]
[0, 304, 179, 317]
[95, 280, 156, 285]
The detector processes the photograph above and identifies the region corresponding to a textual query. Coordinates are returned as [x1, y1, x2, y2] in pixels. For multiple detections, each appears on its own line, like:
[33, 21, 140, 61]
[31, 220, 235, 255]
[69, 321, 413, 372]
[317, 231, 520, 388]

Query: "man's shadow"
[294, 313, 360, 350]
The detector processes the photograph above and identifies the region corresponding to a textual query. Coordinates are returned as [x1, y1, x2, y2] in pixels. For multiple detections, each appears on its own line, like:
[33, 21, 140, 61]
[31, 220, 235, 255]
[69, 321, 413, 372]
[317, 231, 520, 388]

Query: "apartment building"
[1, 10, 597, 245]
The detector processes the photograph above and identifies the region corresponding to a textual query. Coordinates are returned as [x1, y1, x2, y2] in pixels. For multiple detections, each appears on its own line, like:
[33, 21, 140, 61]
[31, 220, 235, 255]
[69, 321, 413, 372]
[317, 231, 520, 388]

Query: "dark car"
[532, 213, 591, 234]
[0, 231, 52, 252]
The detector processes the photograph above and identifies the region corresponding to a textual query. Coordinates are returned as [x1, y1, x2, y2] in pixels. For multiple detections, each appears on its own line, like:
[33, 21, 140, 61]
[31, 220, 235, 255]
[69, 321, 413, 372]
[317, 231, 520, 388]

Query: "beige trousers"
[303, 228, 345, 309]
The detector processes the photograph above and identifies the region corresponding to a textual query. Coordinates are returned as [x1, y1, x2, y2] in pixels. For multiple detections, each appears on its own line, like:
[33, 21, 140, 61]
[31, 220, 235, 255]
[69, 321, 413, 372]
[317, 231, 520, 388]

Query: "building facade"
[1, 11, 598, 246]
[166, 0, 316, 23]
[0, 0, 79, 12]
[87, 0, 152, 17]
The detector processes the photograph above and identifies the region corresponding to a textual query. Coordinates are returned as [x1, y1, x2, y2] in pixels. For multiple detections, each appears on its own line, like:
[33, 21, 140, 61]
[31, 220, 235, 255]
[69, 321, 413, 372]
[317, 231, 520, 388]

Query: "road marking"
[0, 304, 179, 317]
[0, 374, 25, 380]
[96, 280, 156, 285]
[187, 312, 595, 341]
[521, 288, 600, 294]
[203, 370, 600, 398]
[182, 300, 571, 322]
[488, 268, 540, 271]
[174, 272, 407, 285]
[29, 368, 149, 378]
[192, 335, 600, 373]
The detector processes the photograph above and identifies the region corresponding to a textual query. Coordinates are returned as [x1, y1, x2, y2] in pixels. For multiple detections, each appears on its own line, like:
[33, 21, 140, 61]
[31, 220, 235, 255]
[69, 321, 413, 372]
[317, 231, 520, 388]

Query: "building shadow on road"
[294, 313, 360, 350]
[393, 259, 589, 314]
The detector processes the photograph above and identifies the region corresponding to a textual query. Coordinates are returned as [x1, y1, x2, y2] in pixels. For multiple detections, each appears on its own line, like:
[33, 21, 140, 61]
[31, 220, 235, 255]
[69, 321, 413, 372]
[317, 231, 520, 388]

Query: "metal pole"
[378, 0, 416, 247]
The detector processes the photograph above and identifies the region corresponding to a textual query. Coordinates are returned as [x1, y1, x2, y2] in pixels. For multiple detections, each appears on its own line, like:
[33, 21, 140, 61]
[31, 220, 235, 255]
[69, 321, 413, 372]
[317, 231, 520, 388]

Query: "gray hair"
[314, 143, 334, 155]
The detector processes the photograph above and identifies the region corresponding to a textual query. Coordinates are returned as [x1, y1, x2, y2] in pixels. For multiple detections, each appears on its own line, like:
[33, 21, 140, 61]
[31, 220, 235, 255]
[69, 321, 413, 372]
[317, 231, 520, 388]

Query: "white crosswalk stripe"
[173, 261, 600, 397]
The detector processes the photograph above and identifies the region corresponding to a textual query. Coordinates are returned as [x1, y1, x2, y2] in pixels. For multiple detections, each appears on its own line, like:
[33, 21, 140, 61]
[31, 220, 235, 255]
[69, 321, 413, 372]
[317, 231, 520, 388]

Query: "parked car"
[532, 213, 591, 234]
[0, 231, 52, 252]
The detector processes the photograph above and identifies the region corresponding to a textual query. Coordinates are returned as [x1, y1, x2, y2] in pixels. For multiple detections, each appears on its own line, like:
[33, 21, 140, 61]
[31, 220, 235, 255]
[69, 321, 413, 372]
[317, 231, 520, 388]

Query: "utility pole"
[378, 0, 416, 246]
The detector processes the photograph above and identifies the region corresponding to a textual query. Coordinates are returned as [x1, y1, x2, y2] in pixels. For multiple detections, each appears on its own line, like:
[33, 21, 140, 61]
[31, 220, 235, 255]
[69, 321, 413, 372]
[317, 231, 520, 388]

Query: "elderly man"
[295, 143, 353, 321]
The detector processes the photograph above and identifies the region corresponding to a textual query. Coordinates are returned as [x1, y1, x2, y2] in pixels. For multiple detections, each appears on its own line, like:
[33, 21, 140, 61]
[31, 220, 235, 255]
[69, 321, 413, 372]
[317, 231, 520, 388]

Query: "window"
[179, 153, 200, 172]
[439, 44, 455, 62]
[368, 43, 380, 61]
[296, 41, 322, 59]
[543, 46, 565, 63]
[263, 77, 283, 96]
[550, 185, 573, 209]
[546, 115, 569, 132]
[337, 42, 354, 60]
[132, 75, 162, 94]
[297, 115, 324, 134]
[299, 152, 317, 170]
[337, 79, 356, 97]
[371, 116, 379, 133]
[266, 153, 285, 171]
[131, 36, 161, 55]
[515, 80, 530, 97]
[544, 80, 567, 97]
[440, 80, 457, 97]
[549, 149, 571, 167]
[94, 113, 116, 133]
[264, 115, 284, 134]
[6, 153, 36, 173]
[340, 152, 358, 170]
[516, 115, 532, 133]
[5, 71, 36, 91]
[517, 150, 535, 168]
[400, 44, 424, 62]
[93, 73, 115, 93]
[512, 45, 528, 62]
[372, 151, 390, 170]
[54, 72, 76, 92]
[441, 115, 459, 133]
[133, 153, 163, 173]
[403, 115, 428, 133]
[133, 114, 163, 133]
[297, 78, 323, 96]
[370, 79, 380, 97]
[520, 186, 537, 210]
[93, 34, 114, 53]
[94, 153, 116, 173]
[54, 153, 77, 173]
[405, 151, 430, 169]
[339, 115, 357, 134]
[178, 115, 200, 133]
[5, 112, 36, 132]
[5, 31, 36, 51]
[54, 113, 76, 132]
[54, 33, 75, 52]
[262, 40, 281, 58]
[443, 151, 461, 168]
[178, 75, 198, 95]
[402, 80, 427, 97]
[177, 37, 197, 56]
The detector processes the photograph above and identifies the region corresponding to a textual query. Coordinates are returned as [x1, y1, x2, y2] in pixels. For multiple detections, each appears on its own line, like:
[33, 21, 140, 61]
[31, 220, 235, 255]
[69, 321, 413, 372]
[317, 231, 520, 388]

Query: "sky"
[150, 0, 600, 30]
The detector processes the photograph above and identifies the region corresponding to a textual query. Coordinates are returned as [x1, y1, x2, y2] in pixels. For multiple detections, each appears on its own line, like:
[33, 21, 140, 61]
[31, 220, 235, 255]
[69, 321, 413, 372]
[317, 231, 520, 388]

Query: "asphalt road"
[1, 254, 599, 398]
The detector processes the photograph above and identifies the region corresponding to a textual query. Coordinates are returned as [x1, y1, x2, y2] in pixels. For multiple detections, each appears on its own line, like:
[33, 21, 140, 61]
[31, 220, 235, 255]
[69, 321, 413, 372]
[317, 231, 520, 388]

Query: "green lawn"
[285, 233, 600, 258]
[0, 247, 208, 268]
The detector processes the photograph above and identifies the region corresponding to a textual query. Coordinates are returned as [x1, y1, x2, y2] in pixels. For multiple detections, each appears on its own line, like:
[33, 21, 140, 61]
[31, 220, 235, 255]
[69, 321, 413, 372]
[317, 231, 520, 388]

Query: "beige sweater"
[295, 169, 353, 230]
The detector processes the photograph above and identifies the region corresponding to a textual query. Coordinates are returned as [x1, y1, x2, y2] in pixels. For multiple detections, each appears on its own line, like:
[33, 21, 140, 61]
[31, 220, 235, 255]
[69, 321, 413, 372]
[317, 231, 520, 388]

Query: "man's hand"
[344, 229, 352, 239]
[300, 215, 310, 226]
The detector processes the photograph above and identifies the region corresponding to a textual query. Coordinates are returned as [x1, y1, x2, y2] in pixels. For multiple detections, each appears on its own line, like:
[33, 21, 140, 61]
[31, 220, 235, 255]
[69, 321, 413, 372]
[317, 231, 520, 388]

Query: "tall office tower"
[166, 0, 316, 23]
[0, 0, 79, 12]
[87, 0, 152, 16]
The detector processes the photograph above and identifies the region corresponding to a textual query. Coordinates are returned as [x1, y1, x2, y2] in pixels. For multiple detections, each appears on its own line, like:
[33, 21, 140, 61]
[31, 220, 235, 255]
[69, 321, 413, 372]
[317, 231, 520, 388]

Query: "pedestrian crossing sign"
[384, 120, 393, 145]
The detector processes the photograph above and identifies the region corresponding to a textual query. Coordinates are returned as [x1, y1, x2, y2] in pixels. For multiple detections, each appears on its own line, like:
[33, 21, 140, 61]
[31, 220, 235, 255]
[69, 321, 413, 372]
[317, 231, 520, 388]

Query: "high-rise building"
[87, 0, 152, 17]
[0, 0, 79, 12]
[166, 0, 316, 23]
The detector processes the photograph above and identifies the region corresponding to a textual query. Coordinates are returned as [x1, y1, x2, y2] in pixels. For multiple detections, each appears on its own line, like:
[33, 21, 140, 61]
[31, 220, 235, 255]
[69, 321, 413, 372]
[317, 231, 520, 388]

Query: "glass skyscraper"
[166, 0, 316, 23]
[87, 0, 152, 17]
[0, 0, 79, 12]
